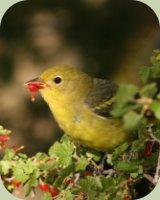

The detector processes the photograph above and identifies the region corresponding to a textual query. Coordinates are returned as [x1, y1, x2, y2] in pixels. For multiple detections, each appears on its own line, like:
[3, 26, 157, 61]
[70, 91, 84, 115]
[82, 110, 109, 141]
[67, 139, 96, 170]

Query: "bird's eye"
[53, 76, 62, 84]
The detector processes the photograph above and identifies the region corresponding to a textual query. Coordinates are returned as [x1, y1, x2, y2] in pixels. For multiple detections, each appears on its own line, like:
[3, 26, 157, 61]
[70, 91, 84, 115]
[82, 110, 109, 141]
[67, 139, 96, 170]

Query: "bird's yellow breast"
[48, 101, 128, 151]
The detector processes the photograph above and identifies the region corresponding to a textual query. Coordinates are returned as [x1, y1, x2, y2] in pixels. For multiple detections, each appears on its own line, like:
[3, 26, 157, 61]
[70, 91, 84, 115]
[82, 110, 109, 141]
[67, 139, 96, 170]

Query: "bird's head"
[25, 65, 93, 105]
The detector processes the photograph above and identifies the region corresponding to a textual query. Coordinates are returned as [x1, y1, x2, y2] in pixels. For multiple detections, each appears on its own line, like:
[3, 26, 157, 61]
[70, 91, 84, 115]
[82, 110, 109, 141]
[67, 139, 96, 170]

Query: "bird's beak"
[24, 78, 49, 101]
[24, 77, 48, 91]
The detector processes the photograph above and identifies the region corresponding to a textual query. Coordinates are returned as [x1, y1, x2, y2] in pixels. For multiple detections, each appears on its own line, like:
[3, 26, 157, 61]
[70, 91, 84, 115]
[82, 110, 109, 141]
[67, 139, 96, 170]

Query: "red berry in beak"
[24, 78, 48, 101]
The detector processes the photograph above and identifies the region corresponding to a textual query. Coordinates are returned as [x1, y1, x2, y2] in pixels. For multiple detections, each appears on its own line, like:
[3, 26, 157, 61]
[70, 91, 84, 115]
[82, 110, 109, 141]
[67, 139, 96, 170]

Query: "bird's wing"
[85, 78, 118, 118]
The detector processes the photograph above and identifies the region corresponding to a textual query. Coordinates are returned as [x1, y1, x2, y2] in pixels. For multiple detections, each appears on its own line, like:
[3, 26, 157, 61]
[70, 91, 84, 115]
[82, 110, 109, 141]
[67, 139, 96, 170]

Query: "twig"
[147, 126, 160, 144]
[66, 173, 80, 190]
[147, 126, 160, 184]
[143, 173, 155, 185]
[102, 169, 115, 177]
[153, 146, 160, 185]
[144, 149, 160, 185]
[150, 132, 160, 144]
[74, 173, 80, 184]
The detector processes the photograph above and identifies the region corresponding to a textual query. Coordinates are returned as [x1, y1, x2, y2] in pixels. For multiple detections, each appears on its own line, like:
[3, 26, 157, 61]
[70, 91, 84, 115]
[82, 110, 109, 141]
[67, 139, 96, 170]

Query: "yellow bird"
[25, 65, 132, 151]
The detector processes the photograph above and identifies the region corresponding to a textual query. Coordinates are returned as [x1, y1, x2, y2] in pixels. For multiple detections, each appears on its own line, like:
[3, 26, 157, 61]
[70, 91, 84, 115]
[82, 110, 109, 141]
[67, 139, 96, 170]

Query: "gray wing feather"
[85, 78, 118, 117]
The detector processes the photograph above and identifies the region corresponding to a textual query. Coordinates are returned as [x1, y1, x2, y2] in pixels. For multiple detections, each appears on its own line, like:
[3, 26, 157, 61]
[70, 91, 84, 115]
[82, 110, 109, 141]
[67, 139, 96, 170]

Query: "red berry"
[39, 183, 50, 192]
[0, 135, 10, 143]
[25, 82, 48, 93]
[28, 84, 39, 93]
[64, 178, 74, 185]
[49, 187, 59, 197]
[124, 196, 131, 200]
[144, 141, 152, 157]
[12, 179, 21, 188]
[144, 149, 152, 157]
[25, 81, 48, 102]
[84, 171, 93, 176]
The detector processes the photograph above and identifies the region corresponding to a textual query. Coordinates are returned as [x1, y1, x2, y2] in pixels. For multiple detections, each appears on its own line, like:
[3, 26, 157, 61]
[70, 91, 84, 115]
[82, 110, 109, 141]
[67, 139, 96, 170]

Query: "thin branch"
[150, 132, 160, 144]
[147, 126, 160, 144]
[153, 146, 160, 185]
[143, 173, 155, 185]
[147, 126, 160, 185]
[102, 169, 115, 177]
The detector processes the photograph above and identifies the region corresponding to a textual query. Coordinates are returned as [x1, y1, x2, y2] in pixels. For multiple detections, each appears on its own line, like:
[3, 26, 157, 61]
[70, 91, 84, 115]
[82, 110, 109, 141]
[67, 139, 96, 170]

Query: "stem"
[150, 133, 160, 144]
[147, 126, 160, 144]
[153, 146, 160, 185]
[103, 169, 115, 177]
[143, 174, 155, 185]
[147, 126, 160, 185]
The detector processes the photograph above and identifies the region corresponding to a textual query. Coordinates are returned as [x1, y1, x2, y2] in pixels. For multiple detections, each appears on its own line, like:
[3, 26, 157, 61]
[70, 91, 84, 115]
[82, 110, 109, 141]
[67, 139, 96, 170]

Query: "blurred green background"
[0, 0, 160, 155]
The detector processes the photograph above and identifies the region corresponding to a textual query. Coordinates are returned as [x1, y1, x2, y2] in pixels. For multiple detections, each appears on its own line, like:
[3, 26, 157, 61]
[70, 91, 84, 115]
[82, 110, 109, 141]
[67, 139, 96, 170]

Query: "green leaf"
[0, 126, 11, 135]
[114, 84, 138, 105]
[3, 149, 15, 160]
[100, 177, 115, 192]
[41, 192, 52, 200]
[0, 161, 11, 175]
[140, 83, 157, 97]
[54, 164, 75, 187]
[150, 53, 159, 66]
[79, 177, 99, 199]
[80, 176, 103, 192]
[144, 152, 159, 166]
[25, 159, 36, 174]
[115, 161, 143, 174]
[75, 156, 89, 171]
[111, 104, 139, 118]
[111, 142, 130, 164]
[60, 135, 72, 143]
[139, 66, 151, 83]
[123, 111, 142, 130]
[111, 196, 123, 200]
[85, 148, 102, 162]
[151, 65, 160, 78]
[35, 152, 48, 160]
[106, 154, 113, 165]
[39, 160, 58, 171]
[17, 153, 28, 159]
[131, 139, 145, 153]
[153, 49, 160, 54]
[96, 193, 106, 200]
[153, 124, 160, 139]
[64, 190, 74, 200]
[130, 172, 139, 178]
[7, 184, 14, 192]
[114, 143, 129, 156]
[156, 52, 160, 61]
[111, 84, 139, 117]
[49, 139, 74, 167]
[13, 159, 37, 183]
[24, 169, 39, 196]
[151, 100, 160, 119]
[13, 163, 29, 183]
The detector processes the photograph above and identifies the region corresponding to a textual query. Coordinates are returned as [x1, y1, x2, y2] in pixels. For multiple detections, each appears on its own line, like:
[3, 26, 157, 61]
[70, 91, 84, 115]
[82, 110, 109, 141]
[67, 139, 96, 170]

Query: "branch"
[153, 146, 160, 185]
[147, 126, 160, 185]
[143, 173, 155, 185]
